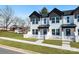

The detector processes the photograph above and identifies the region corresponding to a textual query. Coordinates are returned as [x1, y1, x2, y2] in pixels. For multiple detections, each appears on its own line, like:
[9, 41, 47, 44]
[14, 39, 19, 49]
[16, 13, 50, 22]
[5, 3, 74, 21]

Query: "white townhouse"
[24, 7, 79, 42]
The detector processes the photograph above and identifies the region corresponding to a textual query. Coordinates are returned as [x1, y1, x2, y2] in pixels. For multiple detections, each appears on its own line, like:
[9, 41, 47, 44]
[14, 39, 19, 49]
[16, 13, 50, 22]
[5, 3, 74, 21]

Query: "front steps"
[62, 40, 70, 48]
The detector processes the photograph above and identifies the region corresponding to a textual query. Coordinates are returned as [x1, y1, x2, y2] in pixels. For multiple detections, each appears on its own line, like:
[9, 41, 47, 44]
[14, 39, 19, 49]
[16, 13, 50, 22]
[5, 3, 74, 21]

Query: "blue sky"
[0, 5, 78, 19]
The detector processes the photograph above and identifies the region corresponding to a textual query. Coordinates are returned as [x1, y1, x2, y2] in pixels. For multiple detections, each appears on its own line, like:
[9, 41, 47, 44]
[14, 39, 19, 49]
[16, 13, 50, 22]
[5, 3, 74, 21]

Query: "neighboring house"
[10, 25, 28, 34]
[24, 7, 79, 42]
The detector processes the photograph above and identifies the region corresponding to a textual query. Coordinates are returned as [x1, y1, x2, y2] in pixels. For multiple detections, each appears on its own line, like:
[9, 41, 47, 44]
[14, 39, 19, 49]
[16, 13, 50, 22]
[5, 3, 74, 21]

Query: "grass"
[70, 42, 79, 48]
[0, 30, 37, 41]
[43, 40, 62, 46]
[0, 39, 79, 54]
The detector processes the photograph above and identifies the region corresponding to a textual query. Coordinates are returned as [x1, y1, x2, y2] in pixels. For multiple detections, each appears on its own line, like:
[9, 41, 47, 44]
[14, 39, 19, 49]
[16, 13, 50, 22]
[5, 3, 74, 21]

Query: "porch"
[61, 24, 77, 42]
[38, 24, 49, 40]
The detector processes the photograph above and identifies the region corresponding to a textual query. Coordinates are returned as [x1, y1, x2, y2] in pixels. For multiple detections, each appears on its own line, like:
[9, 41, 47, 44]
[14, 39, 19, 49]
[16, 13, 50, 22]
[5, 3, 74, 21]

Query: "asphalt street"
[0, 47, 23, 54]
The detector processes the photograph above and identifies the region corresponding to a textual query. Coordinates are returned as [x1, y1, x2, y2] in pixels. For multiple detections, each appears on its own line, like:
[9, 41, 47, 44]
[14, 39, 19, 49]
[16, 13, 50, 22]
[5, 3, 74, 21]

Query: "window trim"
[52, 29, 55, 35]
[44, 18, 47, 24]
[32, 29, 38, 35]
[77, 15, 79, 22]
[31, 18, 39, 24]
[78, 29, 79, 35]
[51, 17, 55, 23]
[56, 29, 60, 35]
[67, 17, 70, 23]
[56, 17, 60, 23]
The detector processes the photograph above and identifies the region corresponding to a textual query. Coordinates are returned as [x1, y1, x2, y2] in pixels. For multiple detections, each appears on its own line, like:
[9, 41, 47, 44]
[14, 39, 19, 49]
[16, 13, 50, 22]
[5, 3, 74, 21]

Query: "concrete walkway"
[36, 40, 44, 43]
[0, 37, 79, 52]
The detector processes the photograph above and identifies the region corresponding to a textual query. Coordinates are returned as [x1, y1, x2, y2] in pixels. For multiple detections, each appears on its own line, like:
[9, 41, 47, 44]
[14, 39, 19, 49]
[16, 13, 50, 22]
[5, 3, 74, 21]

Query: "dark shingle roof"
[29, 7, 79, 18]
[63, 10, 74, 16]
[29, 11, 42, 18]
[48, 8, 64, 16]
[61, 24, 76, 28]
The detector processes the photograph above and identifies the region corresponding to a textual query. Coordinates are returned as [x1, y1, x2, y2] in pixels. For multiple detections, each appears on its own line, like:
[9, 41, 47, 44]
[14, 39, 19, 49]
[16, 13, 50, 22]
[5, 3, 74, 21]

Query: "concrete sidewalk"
[0, 37, 79, 52]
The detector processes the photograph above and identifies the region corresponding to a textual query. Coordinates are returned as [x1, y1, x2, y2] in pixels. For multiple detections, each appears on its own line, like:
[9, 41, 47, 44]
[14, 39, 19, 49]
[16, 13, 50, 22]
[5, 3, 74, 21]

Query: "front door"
[66, 29, 71, 36]
[40, 29, 47, 39]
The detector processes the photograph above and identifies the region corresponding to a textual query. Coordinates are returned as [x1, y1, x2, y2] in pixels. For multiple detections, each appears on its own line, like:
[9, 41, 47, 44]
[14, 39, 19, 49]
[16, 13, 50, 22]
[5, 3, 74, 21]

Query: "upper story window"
[31, 18, 39, 24]
[51, 17, 55, 23]
[56, 17, 60, 23]
[44, 18, 46, 24]
[67, 17, 70, 23]
[51, 16, 60, 23]
[77, 15, 79, 22]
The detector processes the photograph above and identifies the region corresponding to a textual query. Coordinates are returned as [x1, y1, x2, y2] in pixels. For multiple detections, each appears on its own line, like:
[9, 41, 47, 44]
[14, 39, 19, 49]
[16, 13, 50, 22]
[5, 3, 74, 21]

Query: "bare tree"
[0, 5, 14, 30]
[13, 16, 26, 27]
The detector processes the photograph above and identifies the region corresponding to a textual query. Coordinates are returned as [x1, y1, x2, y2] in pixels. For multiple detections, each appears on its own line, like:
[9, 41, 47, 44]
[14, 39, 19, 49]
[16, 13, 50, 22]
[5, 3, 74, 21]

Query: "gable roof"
[29, 7, 79, 18]
[63, 10, 74, 16]
[63, 7, 79, 15]
[48, 8, 64, 16]
[29, 11, 42, 18]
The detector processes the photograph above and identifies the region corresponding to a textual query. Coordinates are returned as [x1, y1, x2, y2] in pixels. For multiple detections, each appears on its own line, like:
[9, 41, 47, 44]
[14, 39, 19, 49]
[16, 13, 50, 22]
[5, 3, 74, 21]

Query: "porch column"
[62, 28, 64, 40]
[38, 30, 41, 40]
[74, 31, 78, 42]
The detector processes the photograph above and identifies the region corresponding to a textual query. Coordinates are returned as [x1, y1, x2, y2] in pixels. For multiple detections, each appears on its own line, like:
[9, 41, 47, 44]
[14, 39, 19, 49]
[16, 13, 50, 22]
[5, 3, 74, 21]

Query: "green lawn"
[43, 40, 62, 46]
[70, 42, 79, 48]
[0, 39, 79, 54]
[0, 31, 37, 41]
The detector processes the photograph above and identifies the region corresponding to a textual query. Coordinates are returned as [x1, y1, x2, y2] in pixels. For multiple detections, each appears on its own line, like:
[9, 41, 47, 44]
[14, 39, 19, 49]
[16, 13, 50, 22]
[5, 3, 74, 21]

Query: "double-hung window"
[52, 29, 55, 35]
[51, 17, 55, 23]
[78, 29, 79, 35]
[56, 29, 60, 35]
[44, 18, 46, 24]
[32, 18, 39, 24]
[32, 29, 38, 35]
[51, 17, 60, 23]
[67, 17, 70, 23]
[36, 19, 39, 24]
[32, 18, 35, 24]
[56, 17, 60, 23]
[77, 15, 79, 22]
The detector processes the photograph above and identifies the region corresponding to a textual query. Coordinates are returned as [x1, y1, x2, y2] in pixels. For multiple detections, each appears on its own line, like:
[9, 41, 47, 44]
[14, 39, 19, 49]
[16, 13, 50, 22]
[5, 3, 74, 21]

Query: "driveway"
[0, 47, 23, 54]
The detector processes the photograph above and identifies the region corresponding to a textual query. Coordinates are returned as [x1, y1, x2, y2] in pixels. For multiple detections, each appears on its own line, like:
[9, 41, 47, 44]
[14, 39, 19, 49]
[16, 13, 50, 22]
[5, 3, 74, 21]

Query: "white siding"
[63, 15, 74, 24]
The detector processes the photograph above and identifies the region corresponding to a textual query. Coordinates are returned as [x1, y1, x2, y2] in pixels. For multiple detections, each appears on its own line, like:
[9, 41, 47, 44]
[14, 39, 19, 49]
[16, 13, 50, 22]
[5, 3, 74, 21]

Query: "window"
[56, 29, 60, 35]
[67, 17, 70, 23]
[51, 17, 55, 23]
[32, 19, 35, 24]
[31, 18, 39, 24]
[78, 29, 79, 35]
[44, 18, 46, 24]
[56, 17, 60, 23]
[52, 29, 55, 35]
[77, 15, 79, 22]
[36, 29, 38, 34]
[36, 19, 38, 24]
[32, 29, 38, 35]
[32, 29, 34, 34]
